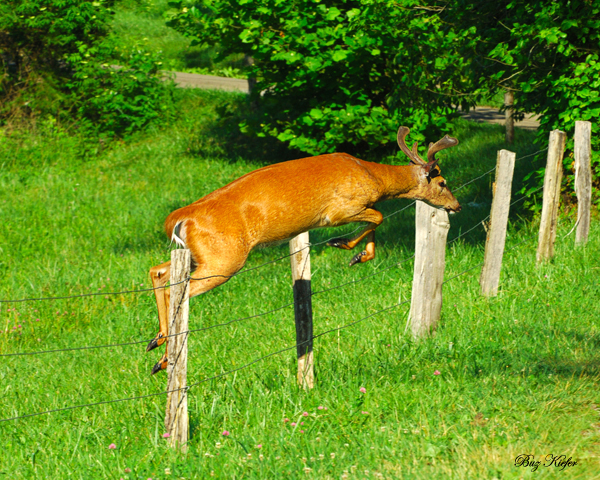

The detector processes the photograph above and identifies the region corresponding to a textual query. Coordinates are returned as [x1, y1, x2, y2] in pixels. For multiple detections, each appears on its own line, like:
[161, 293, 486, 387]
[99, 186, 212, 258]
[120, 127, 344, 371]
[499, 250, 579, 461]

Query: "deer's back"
[165, 153, 383, 249]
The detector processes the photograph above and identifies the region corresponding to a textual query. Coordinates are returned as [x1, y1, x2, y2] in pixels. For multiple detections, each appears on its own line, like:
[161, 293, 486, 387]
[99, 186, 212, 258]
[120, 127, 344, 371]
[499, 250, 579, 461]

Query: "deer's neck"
[371, 163, 422, 201]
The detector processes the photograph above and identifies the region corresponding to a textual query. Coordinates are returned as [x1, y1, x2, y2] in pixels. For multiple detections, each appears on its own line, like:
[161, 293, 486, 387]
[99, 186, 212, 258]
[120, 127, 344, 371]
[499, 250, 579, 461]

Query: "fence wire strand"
[0, 299, 296, 358]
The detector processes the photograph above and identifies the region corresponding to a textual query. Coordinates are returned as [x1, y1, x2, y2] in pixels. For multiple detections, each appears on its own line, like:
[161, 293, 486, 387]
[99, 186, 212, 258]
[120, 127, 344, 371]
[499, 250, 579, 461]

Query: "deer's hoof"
[146, 333, 164, 352]
[151, 355, 168, 375]
[349, 251, 367, 266]
[327, 238, 350, 249]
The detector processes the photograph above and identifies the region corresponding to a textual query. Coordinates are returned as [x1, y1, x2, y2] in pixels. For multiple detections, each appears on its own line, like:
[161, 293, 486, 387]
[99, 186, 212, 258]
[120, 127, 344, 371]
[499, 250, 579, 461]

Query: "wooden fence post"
[574, 121, 592, 245]
[480, 149, 516, 296]
[409, 202, 450, 338]
[165, 248, 191, 452]
[289, 232, 314, 389]
[537, 129, 567, 264]
[505, 91, 515, 144]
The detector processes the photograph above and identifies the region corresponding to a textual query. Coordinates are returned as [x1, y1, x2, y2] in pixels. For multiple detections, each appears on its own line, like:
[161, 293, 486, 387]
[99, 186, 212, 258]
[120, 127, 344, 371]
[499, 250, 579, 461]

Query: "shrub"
[66, 41, 174, 139]
[0, 0, 174, 139]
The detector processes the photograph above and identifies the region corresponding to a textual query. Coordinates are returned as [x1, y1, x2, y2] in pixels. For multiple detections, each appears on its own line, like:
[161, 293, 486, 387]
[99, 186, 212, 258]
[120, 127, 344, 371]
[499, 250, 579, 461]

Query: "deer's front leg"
[327, 208, 382, 265]
[348, 230, 376, 266]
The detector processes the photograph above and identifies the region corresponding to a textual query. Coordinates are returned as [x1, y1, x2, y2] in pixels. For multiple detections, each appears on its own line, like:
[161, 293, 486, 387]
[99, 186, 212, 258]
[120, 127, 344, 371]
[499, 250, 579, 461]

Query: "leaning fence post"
[289, 232, 314, 389]
[165, 248, 191, 452]
[480, 149, 516, 296]
[409, 201, 450, 338]
[574, 121, 592, 245]
[537, 129, 566, 264]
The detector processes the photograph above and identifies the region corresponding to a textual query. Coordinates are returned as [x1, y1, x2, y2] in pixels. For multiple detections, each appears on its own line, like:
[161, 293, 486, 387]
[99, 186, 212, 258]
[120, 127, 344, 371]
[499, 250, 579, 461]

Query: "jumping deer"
[146, 126, 461, 374]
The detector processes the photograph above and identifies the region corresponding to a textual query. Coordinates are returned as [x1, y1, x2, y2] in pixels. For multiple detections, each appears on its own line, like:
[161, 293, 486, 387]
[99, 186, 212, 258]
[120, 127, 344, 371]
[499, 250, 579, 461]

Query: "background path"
[461, 106, 540, 130]
[170, 71, 541, 129]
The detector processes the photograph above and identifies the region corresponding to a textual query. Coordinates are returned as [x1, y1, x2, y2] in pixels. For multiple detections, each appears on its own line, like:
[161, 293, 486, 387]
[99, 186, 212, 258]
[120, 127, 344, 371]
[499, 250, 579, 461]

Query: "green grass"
[1, 89, 599, 479]
[110, 0, 248, 77]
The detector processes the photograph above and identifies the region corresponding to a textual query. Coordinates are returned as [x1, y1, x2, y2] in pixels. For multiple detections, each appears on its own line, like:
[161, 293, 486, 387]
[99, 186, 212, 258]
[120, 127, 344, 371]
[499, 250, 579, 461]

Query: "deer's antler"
[397, 126, 427, 166]
[427, 135, 459, 163]
[398, 126, 459, 176]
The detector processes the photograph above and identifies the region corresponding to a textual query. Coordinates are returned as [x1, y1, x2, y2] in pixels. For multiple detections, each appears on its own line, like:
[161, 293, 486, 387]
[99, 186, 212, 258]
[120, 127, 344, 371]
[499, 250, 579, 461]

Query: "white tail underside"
[171, 221, 186, 248]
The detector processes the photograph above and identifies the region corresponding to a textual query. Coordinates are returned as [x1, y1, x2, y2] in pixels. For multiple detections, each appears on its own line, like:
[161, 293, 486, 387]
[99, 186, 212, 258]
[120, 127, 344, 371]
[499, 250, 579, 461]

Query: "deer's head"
[397, 126, 461, 214]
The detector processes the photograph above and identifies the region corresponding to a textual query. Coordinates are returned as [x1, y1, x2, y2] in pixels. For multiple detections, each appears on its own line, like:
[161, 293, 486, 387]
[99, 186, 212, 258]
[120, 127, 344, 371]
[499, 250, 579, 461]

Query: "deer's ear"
[422, 159, 440, 177]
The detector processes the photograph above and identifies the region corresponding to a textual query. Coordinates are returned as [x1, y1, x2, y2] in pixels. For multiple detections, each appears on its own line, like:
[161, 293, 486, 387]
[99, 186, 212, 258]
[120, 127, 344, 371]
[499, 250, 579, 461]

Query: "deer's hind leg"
[147, 260, 172, 354]
[149, 242, 250, 374]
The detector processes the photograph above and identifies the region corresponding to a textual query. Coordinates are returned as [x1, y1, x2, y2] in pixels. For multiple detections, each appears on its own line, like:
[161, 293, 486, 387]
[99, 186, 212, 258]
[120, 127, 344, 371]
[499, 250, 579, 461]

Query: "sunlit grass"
[110, 0, 248, 76]
[1, 89, 599, 479]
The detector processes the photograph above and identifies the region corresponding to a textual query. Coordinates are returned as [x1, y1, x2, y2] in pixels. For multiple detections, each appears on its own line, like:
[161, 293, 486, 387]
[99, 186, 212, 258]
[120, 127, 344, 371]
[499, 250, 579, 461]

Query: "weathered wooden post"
[409, 202, 450, 338]
[574, 121, 592, 245]
[165, 248, 191, 451]
[537, 130, 567, 263]
[289, 232, 314, 389]
[505, 91, 515, 144]
[480, 149, 516, 296]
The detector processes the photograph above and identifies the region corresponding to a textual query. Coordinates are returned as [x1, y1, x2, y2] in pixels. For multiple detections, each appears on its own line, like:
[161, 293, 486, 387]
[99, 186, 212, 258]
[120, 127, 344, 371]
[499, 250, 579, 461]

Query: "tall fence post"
[409, 202, 450, 338]
[505, 90, 515, 144]
[289, 232, 314, 389]
[165, 248, 191, 452]
[574, 121, 592, 245]
[480, 149, 516, 296]
[537, 129, 567, 264]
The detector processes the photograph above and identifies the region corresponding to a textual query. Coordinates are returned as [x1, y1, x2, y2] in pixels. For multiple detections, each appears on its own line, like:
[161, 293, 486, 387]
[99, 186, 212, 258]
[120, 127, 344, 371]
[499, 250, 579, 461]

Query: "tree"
[444, 0, 600, 202]
[168, 0, 476, 155]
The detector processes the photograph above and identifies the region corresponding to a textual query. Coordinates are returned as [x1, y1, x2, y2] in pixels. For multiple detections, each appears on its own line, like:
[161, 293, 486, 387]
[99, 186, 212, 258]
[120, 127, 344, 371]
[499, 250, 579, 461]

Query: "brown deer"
[146, 126, 460, 374]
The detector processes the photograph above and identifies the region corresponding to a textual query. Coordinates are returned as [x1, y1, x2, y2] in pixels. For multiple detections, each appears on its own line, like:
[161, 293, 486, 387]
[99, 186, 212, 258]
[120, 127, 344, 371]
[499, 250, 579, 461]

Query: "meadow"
[1, 88, 599, 479]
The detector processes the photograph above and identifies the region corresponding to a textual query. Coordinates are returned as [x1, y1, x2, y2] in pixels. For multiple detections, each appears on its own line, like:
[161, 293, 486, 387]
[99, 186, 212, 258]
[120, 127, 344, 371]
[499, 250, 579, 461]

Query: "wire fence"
[0, 149, 551, 423]
[0, 225, 539, 424]
[0, 156, 547, 359]
[0, 183, 538, 360]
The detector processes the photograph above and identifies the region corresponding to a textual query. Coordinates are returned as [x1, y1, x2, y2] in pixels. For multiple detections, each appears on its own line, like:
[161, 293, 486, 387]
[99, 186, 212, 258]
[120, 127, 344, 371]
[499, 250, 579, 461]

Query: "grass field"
[1, 89, 599, 479]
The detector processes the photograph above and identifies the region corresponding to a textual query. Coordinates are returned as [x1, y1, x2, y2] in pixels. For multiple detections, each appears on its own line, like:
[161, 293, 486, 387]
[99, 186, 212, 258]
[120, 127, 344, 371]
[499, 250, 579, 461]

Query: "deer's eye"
[439, 181, 446, 188]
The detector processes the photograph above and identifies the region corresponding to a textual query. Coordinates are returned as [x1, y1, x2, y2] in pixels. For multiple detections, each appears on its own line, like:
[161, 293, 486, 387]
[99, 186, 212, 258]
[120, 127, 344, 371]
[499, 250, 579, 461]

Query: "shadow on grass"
[530, 357, 600, 378]
[178, 89, 306, 165]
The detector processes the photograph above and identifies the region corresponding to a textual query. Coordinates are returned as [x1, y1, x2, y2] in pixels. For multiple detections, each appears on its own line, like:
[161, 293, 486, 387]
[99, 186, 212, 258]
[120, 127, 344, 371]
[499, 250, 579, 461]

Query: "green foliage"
[446, 0, 600, 204]
[0, 0, 113, 117]
[0, 0, 174, 138]
[167, 0, 476, 155]
[66, 41, 175, 139]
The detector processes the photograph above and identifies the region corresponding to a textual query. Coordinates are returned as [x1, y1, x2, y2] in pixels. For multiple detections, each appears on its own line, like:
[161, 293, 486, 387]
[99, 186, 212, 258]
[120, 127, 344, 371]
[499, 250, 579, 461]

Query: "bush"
[0, 0, 174, 139]
[66, 41, 174, 139]
[167, 0, 476, 156]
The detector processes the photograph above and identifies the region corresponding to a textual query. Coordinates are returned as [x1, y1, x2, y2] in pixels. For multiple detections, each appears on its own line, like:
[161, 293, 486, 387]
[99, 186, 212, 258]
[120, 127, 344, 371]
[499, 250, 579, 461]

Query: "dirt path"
[170, 71, 541, 129]
[170, 71, 249, 93]
[460, 106, 540, 130]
